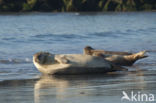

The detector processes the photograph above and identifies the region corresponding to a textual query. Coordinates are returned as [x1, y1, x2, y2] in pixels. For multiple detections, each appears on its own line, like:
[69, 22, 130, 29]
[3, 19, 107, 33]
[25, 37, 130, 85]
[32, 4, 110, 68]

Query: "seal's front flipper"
[55, 56, 69, 64]
[61, 57, 69, 64]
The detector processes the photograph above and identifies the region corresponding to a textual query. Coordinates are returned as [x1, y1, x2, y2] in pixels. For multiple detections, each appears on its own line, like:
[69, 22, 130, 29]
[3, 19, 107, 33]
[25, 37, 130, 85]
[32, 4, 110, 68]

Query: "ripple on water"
[0, 58, 32, 64]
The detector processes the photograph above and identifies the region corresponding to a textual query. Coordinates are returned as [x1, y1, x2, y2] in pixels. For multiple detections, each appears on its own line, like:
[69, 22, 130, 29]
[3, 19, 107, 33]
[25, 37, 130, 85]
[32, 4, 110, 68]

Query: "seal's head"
[33, 52, 55, 65]
[83, 46, 94, 55]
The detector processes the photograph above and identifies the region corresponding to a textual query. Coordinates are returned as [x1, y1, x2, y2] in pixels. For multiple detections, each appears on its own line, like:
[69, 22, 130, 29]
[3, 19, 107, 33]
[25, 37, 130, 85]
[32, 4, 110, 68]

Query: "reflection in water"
[34, 75, 69, 103]
[34, 70, 155, 103]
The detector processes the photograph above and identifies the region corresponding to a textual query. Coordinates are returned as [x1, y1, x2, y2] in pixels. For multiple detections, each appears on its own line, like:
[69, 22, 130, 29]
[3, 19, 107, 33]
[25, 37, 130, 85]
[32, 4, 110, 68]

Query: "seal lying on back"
[84, 46, 148, 66]
[33, 52, 126, 75]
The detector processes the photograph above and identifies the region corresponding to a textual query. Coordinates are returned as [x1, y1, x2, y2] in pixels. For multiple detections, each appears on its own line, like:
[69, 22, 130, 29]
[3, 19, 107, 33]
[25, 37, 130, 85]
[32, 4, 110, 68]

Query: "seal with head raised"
[84, 46, 132, 56]
[33, 52, 127, 75]
[83, 46, 148, 66]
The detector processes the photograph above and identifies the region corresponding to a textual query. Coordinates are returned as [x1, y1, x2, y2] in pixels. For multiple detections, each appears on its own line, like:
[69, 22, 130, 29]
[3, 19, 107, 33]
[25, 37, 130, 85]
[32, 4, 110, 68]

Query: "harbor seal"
[84, 46, 148, 66]
[84, 46, 132, 56]
[33, 52, 127, 75]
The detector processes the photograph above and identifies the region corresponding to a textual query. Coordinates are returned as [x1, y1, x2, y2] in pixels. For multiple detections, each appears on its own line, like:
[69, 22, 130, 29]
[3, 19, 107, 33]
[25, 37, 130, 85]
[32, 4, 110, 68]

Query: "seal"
[84, 46, 132, 56]
[84, 46, 148, 66]
[33, 52, 127, 75]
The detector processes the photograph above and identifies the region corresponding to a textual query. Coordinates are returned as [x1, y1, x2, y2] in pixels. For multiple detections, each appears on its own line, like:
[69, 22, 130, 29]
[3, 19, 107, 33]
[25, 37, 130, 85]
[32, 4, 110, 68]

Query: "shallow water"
[0, 12, 156, 103]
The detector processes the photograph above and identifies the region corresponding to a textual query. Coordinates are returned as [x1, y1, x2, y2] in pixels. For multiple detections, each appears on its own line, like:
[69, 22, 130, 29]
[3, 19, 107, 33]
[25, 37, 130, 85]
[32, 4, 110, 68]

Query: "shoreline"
[0, 11, 155, 15]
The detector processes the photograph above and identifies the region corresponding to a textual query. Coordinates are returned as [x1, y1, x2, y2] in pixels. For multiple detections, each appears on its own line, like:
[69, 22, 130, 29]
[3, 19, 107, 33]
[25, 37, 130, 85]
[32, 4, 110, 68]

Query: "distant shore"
[0, 0, 155, 12]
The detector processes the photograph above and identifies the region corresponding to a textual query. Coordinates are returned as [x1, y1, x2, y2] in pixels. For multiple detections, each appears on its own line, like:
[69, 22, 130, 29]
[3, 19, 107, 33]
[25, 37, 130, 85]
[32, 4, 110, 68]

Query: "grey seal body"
[33, 52, 124, 75]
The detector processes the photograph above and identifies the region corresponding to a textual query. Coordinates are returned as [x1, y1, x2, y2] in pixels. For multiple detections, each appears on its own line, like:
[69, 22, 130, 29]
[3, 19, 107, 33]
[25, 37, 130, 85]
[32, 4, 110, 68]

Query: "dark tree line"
[0, 0, 155, 12]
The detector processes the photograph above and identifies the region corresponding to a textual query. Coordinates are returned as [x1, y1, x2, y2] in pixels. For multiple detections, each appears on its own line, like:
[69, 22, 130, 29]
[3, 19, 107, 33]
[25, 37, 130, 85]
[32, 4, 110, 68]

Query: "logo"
[121, 91, 155, 102]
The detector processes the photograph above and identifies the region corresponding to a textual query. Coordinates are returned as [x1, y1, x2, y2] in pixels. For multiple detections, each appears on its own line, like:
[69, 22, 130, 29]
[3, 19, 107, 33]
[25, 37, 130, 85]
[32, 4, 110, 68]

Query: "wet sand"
[0, 69, 156, 103]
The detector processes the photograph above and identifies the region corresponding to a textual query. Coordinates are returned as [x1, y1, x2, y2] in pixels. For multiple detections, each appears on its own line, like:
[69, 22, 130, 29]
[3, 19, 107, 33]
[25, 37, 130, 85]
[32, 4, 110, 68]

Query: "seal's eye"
[34, 52, 54, 64]
[37, 54, 42, 61]
[35, 53, 41, 63]
[35, 54, 46, 64]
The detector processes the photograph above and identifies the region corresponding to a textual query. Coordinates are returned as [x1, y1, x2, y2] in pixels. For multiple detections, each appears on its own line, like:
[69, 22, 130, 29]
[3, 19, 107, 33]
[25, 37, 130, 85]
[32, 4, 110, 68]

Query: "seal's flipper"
[55, 56, 69, 64]
[133, 50, 148, 60]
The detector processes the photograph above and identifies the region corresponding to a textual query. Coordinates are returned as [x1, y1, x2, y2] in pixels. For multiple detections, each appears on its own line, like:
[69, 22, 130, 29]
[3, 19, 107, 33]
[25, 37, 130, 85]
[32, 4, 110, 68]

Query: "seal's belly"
[55, 54, 111, 68]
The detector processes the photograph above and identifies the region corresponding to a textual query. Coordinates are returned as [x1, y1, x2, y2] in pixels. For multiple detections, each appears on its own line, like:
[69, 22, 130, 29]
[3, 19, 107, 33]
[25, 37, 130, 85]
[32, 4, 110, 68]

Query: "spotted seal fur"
[83, 46, 148, 66]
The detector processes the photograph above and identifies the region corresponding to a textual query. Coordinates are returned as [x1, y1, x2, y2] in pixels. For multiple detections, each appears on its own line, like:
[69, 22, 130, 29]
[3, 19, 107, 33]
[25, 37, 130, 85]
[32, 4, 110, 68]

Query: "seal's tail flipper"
[134, 50, 148, 60]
